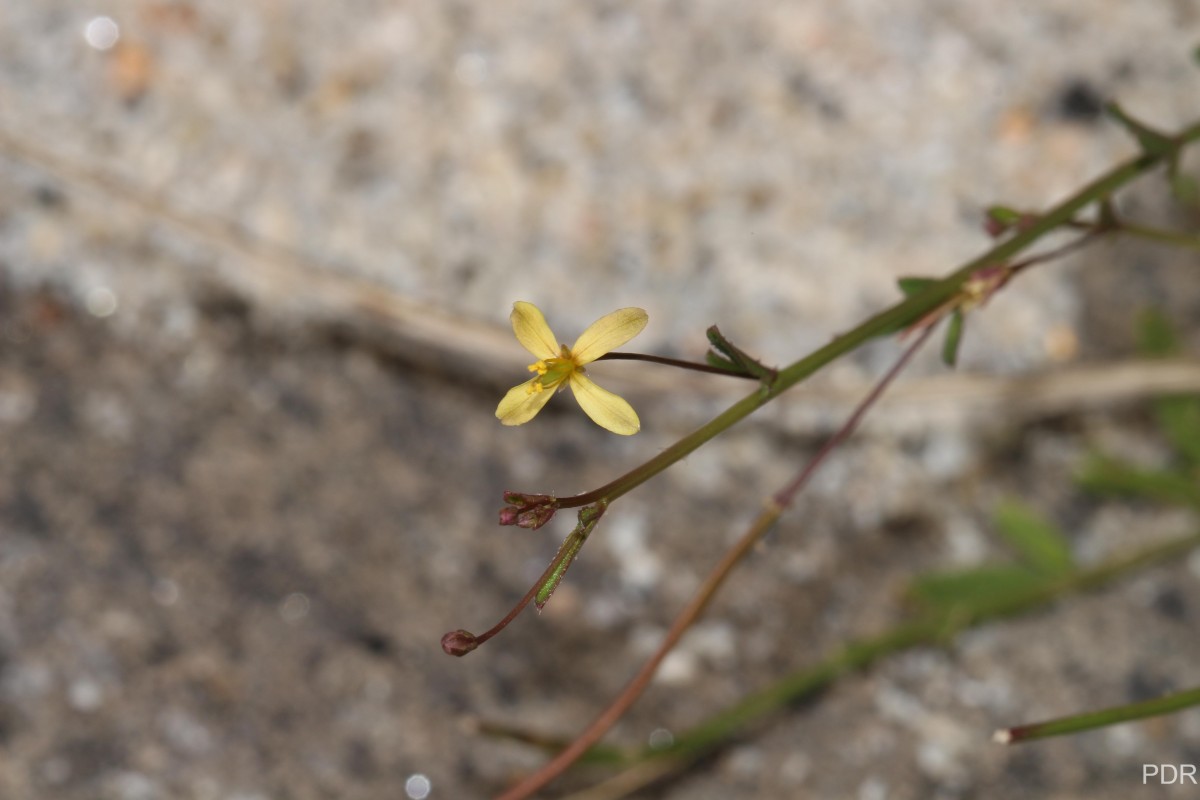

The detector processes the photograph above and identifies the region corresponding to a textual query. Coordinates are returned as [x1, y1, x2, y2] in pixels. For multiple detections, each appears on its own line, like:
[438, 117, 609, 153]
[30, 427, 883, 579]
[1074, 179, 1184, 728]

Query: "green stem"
[494, 319, 939, 800]
[636, 531, 1200, 771]
[1118, 221, 1200, 251]
[488, 531, 1200, 783]
[558, 118, 1200, 510]
[998, 684, 1200, 743]
[1068, 218, 1200, 251]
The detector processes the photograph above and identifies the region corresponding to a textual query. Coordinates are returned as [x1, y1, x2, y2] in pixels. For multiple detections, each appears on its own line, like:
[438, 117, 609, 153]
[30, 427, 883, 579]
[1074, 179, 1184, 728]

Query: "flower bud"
[498, 491, 558, 529]
[517, 505, 556, 530]
[441, 629, 479, 657]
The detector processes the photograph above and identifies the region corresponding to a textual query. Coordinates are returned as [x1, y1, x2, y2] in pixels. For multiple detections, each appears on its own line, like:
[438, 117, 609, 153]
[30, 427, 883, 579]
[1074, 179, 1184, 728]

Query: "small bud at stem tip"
[441, 629, 479, 657]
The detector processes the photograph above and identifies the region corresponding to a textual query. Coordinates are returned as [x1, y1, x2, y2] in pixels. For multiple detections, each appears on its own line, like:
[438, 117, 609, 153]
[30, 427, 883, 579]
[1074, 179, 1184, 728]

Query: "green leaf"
[897, 276, 938, 297]
[705, 350, 744, 373]
[992, 499, 1074, 575]
[874, 277, 954, 337]
[1136, 308, 1179, 356]
[941, 309, 964, 367]
[983, 205, 1025, 236]
[986, 206, 1023, 226]
[1156, 397, 1200, 466]
[1134, 310, 1200, 465]
[908, 565, 1050, 613]
[706, 326, 777, 382]
[1077, 455, 1200, 508]
[1105, 102, 1176, 158]
[535, 531, 586, 609]
[535, 503, 606, 609]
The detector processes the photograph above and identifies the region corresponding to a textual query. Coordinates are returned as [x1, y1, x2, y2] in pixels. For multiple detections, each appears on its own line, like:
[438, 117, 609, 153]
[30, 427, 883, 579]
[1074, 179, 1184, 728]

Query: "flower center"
[526, 345, 579, 394]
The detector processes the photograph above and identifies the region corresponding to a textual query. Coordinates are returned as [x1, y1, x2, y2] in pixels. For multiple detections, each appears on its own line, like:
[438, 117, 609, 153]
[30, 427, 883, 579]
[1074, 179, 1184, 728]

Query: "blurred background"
[2, 2, 1199, 798]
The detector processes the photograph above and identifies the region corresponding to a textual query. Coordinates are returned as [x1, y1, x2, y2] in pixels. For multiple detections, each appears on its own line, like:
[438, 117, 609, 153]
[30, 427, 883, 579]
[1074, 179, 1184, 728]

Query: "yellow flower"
[496, 301, 648, 435]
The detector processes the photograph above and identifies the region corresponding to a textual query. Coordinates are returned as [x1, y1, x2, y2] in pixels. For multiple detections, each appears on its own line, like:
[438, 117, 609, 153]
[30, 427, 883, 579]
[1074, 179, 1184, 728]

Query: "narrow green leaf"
[941, 309, 964, 367]
[897, 276, 938, 297]
[992, 499, 1074, 575]
[1077, 455, 1200, 508]
[1105, 102, 1176, 158]
[706, 325, 741, 362]
[535, 531, 586, 609]
[908, 565, 1050, 613]
[705, 325, 776, 382]
[983, 206, 1025, 236]
[535, 503, 606, 609]
[985, 206, 1023, 225]
[874, 278, 955, 337]
[705, 351, 744, 373]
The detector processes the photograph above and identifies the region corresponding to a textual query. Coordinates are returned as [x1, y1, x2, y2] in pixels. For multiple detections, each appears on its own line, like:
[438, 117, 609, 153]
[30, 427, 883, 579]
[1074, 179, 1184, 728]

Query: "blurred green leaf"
[983, 205, 1029, 237]
[1156, 398, 1200, 466]
[1136, 308, 1179, 356]
[897, 276, 938, 297]
[985, 205, 1023, 226]
[873, 277, 948, 336]
[993, 499, 1074, 575]
[1077, 455, 1200, 508]
[942, 309, 964, 367]
[1135, 309, 1200, 465]
[908, 565, 1050, 613]
[1170, 170, 1200, 208]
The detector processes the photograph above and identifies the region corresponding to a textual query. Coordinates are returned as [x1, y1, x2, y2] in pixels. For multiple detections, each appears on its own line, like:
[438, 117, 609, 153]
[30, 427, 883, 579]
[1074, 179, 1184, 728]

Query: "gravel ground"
[2, 3, 1200, 799]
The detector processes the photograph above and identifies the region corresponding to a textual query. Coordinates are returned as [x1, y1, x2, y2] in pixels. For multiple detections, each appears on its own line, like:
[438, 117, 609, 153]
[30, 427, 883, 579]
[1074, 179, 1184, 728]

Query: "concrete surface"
[2, 2, 1199, 798]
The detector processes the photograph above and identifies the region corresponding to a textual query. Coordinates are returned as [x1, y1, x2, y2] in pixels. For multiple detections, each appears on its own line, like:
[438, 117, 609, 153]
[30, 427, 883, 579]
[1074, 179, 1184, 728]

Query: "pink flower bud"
[441, 629, 479, 657]
[499, 491, 559, 529]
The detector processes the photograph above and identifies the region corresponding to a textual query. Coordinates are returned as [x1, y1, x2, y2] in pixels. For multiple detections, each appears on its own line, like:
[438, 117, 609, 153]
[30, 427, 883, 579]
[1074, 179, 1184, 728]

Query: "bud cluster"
[498, 491, 559, 530]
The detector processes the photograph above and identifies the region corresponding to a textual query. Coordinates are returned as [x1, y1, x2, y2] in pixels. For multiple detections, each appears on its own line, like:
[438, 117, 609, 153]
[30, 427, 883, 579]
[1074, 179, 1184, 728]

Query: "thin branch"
[997, 684, 1200, 743]
[549, 120, 1200, 511]
[1066, 218, 1200, 252]
[1117, 221, 1200, 251]
[596, 351, 758, 379]
[1007, 230, 1106, 278]
[494, 324, 937, 800]
[585, 529, 1200, 797]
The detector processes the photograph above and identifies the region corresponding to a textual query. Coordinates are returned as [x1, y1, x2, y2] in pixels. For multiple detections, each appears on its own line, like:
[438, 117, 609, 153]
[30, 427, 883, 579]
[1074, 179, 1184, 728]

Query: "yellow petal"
[568, 373, 639, 435]
[570, 307, 648, 365]
[511, 301, 560, 360]
[496, 378, 556, 426]
[568, 309, 648, 367]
